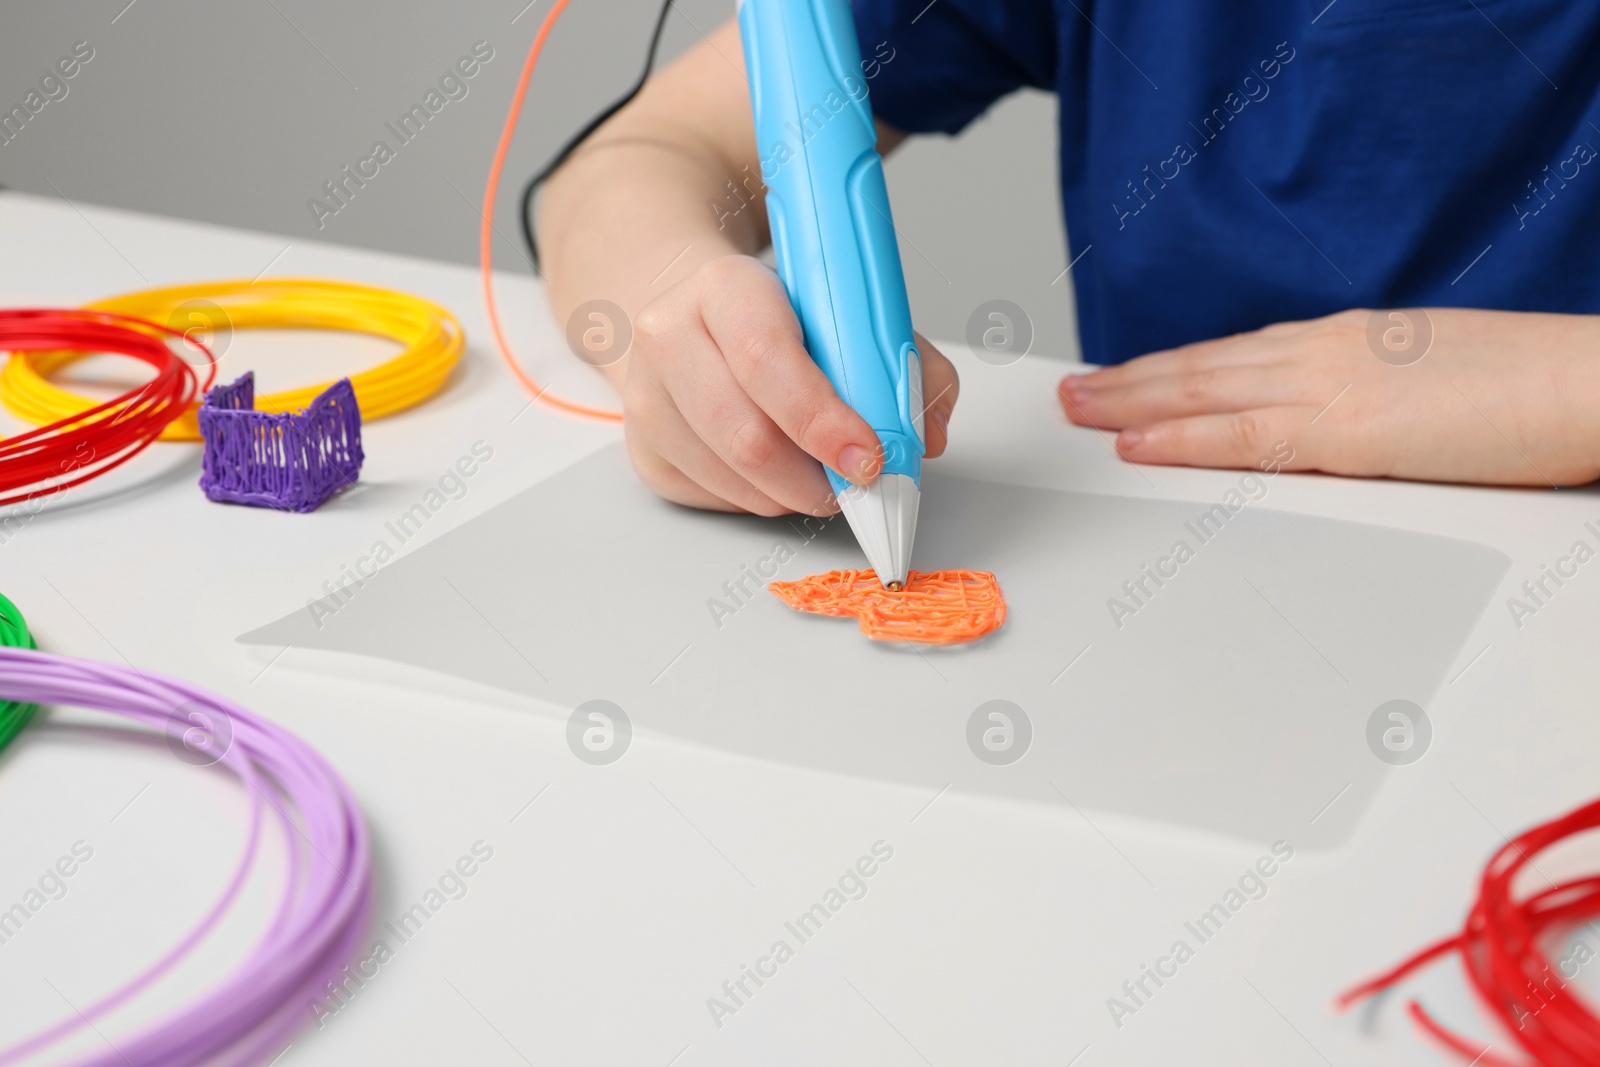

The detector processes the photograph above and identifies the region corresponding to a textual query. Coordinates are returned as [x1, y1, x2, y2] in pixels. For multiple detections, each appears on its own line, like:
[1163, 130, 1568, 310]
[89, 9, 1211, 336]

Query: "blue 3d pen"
[738, 0, 924, 590]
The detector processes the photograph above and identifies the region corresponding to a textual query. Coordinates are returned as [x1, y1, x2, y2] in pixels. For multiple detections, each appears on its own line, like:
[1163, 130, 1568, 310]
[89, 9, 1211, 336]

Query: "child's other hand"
[621, 254, 958, 515]
[1058, 308, 1600, 487]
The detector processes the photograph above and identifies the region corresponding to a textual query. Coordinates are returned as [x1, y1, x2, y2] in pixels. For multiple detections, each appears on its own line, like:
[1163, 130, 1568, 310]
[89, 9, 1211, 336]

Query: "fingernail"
[1063, 375, 1092, 395]
[1118, 429, 1143, 449]
[932, 406, 951, 433]
[838, 443, 875, 484]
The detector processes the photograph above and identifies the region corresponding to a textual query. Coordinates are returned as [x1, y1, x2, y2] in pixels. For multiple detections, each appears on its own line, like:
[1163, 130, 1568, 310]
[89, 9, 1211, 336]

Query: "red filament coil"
[1338, 795, 1600, 1067]
[0, 308, 215, 506]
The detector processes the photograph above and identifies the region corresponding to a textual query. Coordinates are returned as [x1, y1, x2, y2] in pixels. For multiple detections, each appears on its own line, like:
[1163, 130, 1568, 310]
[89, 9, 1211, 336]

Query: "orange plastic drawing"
[768, 570, 1007, 645]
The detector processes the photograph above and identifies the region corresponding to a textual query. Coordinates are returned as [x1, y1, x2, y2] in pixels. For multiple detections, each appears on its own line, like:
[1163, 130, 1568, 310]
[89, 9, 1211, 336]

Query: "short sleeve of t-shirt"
[850, 0, 1057, 135]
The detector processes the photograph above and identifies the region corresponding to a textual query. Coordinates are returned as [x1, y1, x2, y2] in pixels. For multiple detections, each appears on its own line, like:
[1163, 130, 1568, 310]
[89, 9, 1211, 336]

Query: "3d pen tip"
[837, 472, 919, 594]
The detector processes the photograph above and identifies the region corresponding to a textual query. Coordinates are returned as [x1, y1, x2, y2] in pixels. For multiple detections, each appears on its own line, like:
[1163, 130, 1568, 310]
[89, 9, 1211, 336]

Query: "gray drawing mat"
[242, 444, 1508, 849]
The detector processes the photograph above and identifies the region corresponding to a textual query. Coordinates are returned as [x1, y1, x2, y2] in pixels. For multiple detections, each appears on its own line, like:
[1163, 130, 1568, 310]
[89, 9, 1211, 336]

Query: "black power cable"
[518, 0, 678, 274]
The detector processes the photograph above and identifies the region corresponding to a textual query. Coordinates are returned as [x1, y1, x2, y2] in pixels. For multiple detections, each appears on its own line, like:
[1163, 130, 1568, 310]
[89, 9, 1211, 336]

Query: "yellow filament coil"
[0, 279, 464, 441]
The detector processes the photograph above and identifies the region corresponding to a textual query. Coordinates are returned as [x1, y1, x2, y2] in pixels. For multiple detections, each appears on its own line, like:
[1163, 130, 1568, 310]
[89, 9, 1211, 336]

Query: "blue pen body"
[737, 0, 924, 500]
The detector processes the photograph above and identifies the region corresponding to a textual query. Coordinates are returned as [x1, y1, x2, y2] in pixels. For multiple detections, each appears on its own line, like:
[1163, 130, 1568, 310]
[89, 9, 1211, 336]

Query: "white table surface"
[2, 189, 1598, 1066]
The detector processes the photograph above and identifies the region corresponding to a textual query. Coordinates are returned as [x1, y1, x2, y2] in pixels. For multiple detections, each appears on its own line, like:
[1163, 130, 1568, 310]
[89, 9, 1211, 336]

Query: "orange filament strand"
[482, 0, 624, 423]
[769, 569, 1007, 645]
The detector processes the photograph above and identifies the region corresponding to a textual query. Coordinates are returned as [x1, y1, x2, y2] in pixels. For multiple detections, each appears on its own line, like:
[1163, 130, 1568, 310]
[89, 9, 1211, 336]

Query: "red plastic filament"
[0, 308, 215, 506]
[1338, 795, 1600, 1067]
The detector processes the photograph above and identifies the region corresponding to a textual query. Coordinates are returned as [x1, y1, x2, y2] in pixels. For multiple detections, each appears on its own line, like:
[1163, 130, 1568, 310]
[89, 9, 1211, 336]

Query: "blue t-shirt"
[851, 0, 1600, 364]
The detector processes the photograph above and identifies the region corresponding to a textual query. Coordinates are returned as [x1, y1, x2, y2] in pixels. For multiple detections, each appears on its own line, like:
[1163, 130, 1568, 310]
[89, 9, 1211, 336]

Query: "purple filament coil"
[0, 647, 372, 1067]
[198, 372, 364, 513]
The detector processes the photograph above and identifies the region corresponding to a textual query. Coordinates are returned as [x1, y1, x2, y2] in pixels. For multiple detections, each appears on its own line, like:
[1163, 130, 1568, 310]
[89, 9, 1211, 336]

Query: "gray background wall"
[1, 0, 1077, 357]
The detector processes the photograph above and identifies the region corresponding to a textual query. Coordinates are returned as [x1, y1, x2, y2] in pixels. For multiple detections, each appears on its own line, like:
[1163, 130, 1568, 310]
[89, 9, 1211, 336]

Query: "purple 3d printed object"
[198, 372, 364, 512]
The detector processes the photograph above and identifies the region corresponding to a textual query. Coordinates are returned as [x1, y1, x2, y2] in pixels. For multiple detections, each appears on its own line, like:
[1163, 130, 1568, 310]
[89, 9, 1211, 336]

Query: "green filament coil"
[0, 592, 38, 749]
